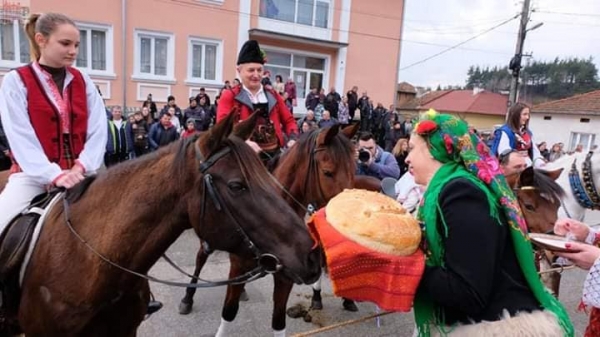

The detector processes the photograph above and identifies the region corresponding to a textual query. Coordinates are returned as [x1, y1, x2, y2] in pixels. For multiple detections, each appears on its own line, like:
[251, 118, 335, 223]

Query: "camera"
[358, 148, 371, 163]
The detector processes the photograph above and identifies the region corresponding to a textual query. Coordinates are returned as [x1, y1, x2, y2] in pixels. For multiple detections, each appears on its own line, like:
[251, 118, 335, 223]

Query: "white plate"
[529, 234, 576, 253]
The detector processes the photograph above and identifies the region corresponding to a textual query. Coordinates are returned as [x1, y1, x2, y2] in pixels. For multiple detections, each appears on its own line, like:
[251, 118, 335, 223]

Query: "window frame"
[185, 37, 223, 86]
[259, 0, 332, 28]
[0, 18, 29, 68]
[133, 29, 176, 82]
[75, 22, 115, 77]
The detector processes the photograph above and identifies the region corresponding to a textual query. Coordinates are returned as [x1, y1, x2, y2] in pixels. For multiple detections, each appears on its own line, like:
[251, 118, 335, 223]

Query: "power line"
[400, 15, 519, 71]
[534, 10, 600, 18]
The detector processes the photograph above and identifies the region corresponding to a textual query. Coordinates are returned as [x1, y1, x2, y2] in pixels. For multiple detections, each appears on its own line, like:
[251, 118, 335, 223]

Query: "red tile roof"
[532, 90, 600, 116]
[398, 90, 451, 110]
[420, 90, 508, 116]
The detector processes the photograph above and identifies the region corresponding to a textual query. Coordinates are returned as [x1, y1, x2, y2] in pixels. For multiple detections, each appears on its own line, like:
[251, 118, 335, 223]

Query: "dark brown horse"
[508, 166, 565, 296]
[178, 123, 359, 335]
[5, 111, 322, 336]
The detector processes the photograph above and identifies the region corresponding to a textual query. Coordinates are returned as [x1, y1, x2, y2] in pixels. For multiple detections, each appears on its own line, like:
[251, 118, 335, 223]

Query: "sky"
[398, 0, 600, 88]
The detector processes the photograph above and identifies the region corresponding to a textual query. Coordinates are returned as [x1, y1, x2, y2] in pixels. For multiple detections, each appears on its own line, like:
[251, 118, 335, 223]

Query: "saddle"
[0, 190, 62, 333]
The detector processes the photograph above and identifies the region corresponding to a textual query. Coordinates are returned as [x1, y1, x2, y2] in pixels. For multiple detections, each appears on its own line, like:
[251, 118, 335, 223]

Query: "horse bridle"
[61, 139, 283, 288]
[303, 131, 328, 211]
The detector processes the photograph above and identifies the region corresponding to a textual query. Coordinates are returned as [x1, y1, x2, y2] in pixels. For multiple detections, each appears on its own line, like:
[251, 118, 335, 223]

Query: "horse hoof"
[239, 290, 249, 302]
[147, 300, 163, 315]
[286, 305, 307, 319]
[178, 301, 193, 315]
[310, 300, 323, 311]
[342, 299, 358, 312]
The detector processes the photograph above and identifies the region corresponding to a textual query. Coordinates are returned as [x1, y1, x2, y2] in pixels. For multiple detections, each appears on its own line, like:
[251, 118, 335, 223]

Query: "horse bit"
[61, 138, 283, 288]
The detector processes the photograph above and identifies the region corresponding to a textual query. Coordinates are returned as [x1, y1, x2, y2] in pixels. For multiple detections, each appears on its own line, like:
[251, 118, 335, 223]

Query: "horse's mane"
[532, 168, 565, 203]
[171, 134, 276, 194]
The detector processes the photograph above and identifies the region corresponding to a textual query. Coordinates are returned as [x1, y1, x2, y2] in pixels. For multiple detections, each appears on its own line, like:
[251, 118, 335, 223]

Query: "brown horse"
[5, 111, 322, 336]
[509, 166, 565, 296]
[178, 123, 359, 335]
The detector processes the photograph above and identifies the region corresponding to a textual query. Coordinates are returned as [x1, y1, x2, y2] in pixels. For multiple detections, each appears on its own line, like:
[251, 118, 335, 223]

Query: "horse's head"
[274, 123, 358, 211]
[182, 111, 321, 284]
[512, 166, 564, 234]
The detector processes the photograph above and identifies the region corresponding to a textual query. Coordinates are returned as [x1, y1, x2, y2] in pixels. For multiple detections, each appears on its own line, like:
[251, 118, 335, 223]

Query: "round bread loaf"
[325, 189, 421, 256]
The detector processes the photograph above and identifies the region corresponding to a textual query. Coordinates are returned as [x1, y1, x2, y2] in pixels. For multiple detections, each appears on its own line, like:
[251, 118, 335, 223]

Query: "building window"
[187, 38, 222, 84]
[543, 116, 552, 120]
[569, 132, 596, 152]
[263, 48, 327, 100]
[581, 118, 591, 123]
[0, 19, 30, 66]
[75, 23, 114, 75]
[134, 30, 175, 81]
[259, 0, 330, 28]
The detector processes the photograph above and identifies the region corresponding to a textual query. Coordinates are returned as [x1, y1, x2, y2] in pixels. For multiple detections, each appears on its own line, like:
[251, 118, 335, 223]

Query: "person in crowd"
[284, 77, 296, 111]
[273, 75, 285, 95]
[355, 132, 400, 180]
[301, 120, 317, 134]
[184, 96, 211, 132]
[346, 85, 358, 122]
[181, 119, 198, 139]
[142, 93, 158, 121]
[498, 148, 527, 178]
[305, 87, 320, 112]
[148, 113, 179, 151]
[140, 106, 154, 127]
[166, 106, 181, 132]
[324, 87, 341, 119]
[392, 138, 409, 178]
[358, 92, 372, 132]
[554, 219, 600, 337]
[491, 103, 545, 168]
[0, 12, 107, 230]
[317, 110, 338, 129]
[407, 110, 572, 336]
[161, 95, 183, 126]
[195, 87, 211, 107]
[538, 141, 550, 161]
[297, 110, 316, 130]
[394, 170, 423, 214]
[105, 106, 133, 167]
[548, 143, 565, 162]
[313, 96, 325, 121]
[216, 40, 297, 163]
[131, 111, 149, 158]
[337, 96, 350, 126]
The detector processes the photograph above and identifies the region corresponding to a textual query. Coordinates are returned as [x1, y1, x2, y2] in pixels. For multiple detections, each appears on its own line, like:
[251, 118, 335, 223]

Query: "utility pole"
[508, 0, 531, 110]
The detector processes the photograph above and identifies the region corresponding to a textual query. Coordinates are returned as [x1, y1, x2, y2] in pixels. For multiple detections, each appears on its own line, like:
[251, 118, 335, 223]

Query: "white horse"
[546, 151, 600, 221]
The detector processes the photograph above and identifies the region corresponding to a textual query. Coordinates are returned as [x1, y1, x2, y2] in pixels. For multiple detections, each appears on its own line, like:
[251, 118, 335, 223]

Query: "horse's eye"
[323, 170, 334, 178]
[524, 204, 535, 211]
[227, 181, 247, 193]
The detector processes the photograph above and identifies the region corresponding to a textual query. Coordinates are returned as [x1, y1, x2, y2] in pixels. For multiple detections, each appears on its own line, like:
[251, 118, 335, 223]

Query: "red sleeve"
[276, 93, 298, 137]
[217, 89, 235, 122]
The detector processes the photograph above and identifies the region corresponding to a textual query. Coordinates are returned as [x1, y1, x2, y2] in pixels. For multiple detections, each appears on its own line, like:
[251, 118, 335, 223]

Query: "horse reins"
[61, 139, 284, 288]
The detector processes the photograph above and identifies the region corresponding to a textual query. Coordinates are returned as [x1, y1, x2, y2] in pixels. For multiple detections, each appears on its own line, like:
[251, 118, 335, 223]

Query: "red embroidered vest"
[14, 64, 88, 170]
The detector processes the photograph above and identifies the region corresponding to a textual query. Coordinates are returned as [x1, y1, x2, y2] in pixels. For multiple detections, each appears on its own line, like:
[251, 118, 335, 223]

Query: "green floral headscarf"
[413, 110, 573, 336]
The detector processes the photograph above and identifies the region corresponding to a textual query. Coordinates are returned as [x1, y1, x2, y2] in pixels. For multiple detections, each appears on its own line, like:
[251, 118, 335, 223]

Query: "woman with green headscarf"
[407, 110, 573, 336]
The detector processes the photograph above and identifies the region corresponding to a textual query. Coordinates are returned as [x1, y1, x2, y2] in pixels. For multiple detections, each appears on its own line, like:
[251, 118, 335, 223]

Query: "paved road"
[138, 211, 600, 337]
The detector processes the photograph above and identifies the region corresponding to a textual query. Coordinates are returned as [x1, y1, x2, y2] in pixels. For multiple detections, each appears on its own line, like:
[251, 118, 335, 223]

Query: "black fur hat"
[237, 40, 265, 65]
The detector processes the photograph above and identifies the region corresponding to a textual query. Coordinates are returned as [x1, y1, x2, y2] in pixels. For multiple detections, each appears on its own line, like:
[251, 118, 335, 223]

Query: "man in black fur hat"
[216, 40, 298, 160]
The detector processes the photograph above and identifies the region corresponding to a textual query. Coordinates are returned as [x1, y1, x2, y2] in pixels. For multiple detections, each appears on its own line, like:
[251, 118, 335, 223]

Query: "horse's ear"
[544, 167, 564, 181]
[341, 122, 360, 139]
[519, 166, 535, 187]
[233, 111, 259, 140]
[318, 124, 340, 146]
[206, 109, 238, 151]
